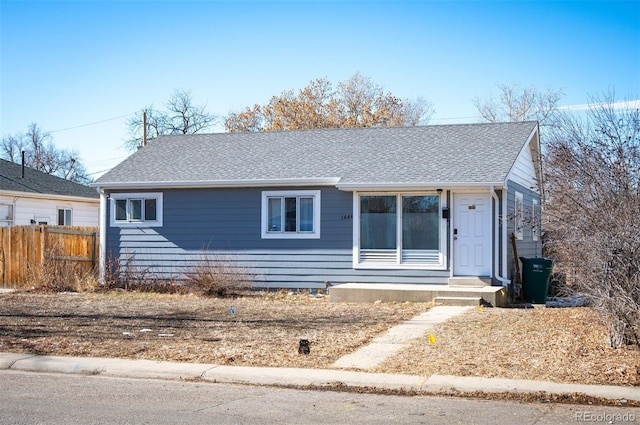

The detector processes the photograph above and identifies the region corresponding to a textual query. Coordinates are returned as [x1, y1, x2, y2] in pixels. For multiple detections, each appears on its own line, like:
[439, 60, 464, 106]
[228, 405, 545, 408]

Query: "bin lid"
[519, 256, 554, 264]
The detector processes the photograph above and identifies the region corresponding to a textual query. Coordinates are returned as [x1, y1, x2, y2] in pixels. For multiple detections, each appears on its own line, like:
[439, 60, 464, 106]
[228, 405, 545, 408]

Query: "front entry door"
[453, 192, 491, 276]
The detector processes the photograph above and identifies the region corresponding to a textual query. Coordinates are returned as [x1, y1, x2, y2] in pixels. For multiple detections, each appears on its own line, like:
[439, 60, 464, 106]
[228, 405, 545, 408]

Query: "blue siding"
[105, 187, 451, 288]
[506, 181, 542, 282]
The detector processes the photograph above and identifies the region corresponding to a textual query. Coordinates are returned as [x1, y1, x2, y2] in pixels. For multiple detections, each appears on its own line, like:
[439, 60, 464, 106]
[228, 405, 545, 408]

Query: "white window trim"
[514, 191, 524, 240]
[57, 207, 73, 226]
[261, 190, 321, 239]
[532, 199, 539, 241]
[110, 192, 163, 227]
[0, 202, 14, 226]
[353, 191, 447, 270]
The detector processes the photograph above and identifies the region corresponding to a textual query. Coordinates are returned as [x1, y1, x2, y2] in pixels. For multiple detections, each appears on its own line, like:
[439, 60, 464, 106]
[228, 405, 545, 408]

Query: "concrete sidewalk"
[333, 306, 471, 369]
[2, 352, 639, 403]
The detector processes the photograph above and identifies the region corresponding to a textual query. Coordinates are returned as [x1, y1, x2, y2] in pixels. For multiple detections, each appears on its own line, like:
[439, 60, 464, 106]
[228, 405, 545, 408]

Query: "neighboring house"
[92, 121, 542, 289]
[0, 158, 99, 227]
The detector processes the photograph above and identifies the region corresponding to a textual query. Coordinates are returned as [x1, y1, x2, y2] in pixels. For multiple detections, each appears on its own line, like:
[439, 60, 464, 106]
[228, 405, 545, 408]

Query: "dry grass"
[0, 291, 426, 368]
[26, 245, 99, 293]
[1, 291, 638, 387]
[374, 306, 640, 387]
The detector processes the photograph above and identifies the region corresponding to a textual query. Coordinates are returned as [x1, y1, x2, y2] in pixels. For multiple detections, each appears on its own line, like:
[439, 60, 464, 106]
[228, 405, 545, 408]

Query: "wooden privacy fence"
[0, 225, 99, 288]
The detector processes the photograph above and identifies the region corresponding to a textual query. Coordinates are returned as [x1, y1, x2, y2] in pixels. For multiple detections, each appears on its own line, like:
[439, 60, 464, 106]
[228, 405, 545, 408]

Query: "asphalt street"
[2, 370, 638, 425]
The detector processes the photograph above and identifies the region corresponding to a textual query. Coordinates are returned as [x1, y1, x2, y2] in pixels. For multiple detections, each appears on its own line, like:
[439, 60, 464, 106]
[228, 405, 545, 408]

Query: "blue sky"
[1, 0, 639, 178]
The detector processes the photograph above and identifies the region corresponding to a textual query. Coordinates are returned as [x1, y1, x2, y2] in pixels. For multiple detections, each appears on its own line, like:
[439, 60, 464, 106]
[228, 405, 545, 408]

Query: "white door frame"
[451, 191, 492, 277]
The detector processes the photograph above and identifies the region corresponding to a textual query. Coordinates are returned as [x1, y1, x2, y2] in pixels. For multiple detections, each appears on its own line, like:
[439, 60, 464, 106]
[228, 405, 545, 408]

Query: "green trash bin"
[519, 257, 554, 304]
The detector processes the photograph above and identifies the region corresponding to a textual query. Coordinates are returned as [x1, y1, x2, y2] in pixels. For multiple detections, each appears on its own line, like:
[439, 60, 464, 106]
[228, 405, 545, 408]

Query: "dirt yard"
[0, 291, 425, 369]
[1, 291, 638, 387]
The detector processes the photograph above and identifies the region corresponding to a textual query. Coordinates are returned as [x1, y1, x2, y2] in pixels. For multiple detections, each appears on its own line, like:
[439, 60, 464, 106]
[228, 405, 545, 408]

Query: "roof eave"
[336, 181, 506, 191]
[0, 189, 99, 203]
[91, 178, 342, 190]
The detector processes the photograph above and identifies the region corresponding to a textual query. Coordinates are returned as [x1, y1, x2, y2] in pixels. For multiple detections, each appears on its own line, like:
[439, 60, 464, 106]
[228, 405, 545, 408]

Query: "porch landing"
[329, 283, 507, 307]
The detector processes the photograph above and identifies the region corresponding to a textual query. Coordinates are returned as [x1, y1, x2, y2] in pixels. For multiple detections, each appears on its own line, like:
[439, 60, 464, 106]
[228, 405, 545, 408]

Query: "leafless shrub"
[101, 253, 186, 294]
[544, 92, 640, 347]
[27, 244, 98, 293]
[184, 253, 254, 297]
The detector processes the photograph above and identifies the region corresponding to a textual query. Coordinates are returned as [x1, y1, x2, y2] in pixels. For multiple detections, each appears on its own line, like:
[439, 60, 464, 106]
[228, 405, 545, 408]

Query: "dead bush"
[544, 93, 640, 347]
[101, 254, 186, 294]
[184, 253, 254, 297]
[27, 245, 98, 293]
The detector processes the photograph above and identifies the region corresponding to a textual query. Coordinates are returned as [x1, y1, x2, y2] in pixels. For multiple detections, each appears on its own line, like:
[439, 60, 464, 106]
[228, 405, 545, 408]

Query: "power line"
[87, 167, 115, 176]
[84, 156, 129, 166]
[432, 115, 483, 122]
[49, 112, 137, 133]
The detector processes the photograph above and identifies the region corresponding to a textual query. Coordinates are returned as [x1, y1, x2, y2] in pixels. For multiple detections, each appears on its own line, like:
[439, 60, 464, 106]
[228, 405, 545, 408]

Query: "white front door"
[453, 192, 491, 276]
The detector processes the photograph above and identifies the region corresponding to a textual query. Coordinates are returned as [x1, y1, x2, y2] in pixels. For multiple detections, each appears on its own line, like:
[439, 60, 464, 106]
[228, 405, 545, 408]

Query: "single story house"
[92, 121, 542, 293]
[0, 158, 99, 227]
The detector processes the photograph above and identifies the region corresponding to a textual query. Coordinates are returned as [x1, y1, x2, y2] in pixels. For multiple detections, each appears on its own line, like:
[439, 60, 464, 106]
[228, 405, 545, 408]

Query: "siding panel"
[506, 181, 542, 282]
[105, 187, 450, 287]
[508, 142, 540, 193]
[0, 195, 98, 227]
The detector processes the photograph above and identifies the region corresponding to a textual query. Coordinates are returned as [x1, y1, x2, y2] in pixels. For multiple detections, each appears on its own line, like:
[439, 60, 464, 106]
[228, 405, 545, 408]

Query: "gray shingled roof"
[0, 159, 98, 199]
[95, 121, 538, 188]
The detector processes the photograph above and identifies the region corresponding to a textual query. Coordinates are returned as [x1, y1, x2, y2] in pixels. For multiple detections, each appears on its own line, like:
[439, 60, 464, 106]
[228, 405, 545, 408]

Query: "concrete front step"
[448, 277, 492, 287]
[329, 283, 507, 307]
[434, 296, 483, 307]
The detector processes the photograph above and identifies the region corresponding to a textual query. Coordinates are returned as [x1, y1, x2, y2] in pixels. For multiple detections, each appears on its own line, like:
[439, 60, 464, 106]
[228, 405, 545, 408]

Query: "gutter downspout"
[490, 186, 511, 286]
[501, 186, 509, 281]
[97, 187, 107, 284]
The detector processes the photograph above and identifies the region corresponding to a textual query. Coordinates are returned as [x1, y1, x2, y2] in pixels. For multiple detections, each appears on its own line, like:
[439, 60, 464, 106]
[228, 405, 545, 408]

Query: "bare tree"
[225, 72, 434, 132]
[125, 89, 217, 151]
[543, 92, 639, 347]
[1, 123, 91, 184]
[473, 83, 564, 125]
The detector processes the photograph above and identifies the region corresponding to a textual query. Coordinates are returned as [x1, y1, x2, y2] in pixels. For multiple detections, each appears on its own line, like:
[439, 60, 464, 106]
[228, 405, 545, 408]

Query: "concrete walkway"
[2, 352, 639, 402]
[333, 306, 472, 369]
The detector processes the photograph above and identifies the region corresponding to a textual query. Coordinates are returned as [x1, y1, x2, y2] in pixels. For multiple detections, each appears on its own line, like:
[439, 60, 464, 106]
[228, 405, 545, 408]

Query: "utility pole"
[142, 110, 147, 147]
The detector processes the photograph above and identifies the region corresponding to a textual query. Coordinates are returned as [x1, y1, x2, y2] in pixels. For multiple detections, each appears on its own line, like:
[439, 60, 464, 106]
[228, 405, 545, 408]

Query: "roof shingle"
[95, 122, 538, 187]
[0, 159, 98, 198]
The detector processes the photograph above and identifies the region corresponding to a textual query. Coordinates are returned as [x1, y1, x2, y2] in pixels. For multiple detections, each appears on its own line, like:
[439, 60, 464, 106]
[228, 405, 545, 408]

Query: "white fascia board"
[91, 178, 342, 190]
[0, 189, 99, 204]
[336, 181, 505, 191]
